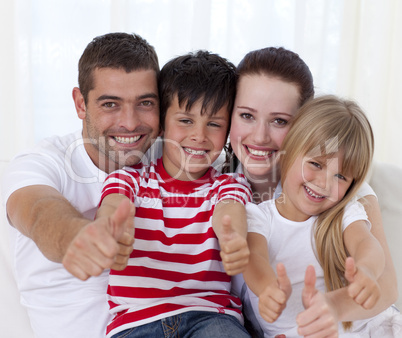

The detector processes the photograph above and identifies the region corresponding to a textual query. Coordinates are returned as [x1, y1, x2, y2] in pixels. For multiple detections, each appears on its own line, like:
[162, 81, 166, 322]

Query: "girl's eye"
[273, 118, 289, 126]
[240, 113, 254, 120]
[335, 173, 347, 181]
[309, 161, 322, 169]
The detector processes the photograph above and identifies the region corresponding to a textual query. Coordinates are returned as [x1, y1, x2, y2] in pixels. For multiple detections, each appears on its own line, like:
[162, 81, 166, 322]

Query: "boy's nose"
[191, 125, 207, 143]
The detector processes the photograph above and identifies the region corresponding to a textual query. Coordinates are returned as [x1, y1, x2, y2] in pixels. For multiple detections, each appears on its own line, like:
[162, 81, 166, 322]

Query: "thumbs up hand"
[258, 263, 292, 323]
[344, 256, 380, 309]
[110, 198, 135, 271]
[297, 265, 338, 337]
[219, 215, 250, 276]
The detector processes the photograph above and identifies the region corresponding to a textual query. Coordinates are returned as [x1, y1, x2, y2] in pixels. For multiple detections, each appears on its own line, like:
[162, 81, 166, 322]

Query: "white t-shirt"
[245, 198, 370, 337]
[1, 131, 161, 338]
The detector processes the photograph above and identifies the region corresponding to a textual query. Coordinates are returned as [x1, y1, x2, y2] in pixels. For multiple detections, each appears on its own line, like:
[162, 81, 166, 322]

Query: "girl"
[228, 47, 398, 336]
[243, 95, 401, 337]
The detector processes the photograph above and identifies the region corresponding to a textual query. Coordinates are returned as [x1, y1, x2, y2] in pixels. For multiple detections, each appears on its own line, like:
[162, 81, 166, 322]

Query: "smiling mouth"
[304, 185, 326, 199]
[113, 135, 141, 144]
[183, 147, 207, 156]
[246, 146, 275, 157]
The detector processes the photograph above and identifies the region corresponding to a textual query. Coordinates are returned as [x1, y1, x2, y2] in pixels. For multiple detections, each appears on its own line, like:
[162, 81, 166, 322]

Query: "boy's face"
[162, 96, 229, 181]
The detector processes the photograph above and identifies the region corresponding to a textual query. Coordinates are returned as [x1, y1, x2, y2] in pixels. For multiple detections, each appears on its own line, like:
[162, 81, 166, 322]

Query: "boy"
[97, 50, 252, 337]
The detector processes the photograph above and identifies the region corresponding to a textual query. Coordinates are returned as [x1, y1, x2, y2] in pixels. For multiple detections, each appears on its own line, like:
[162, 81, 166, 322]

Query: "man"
[1, 32, 160, 338]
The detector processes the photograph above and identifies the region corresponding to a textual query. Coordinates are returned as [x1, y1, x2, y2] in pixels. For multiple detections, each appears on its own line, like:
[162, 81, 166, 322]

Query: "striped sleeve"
[100, 168, 139, 204]
[216, 173, 252, 205]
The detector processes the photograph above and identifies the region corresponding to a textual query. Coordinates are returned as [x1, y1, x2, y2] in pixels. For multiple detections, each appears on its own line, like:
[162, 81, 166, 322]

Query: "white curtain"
[1, 0, 401, 167]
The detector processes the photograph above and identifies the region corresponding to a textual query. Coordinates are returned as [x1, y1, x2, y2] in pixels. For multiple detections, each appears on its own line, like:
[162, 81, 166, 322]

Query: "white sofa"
[1, 161, 401, 336]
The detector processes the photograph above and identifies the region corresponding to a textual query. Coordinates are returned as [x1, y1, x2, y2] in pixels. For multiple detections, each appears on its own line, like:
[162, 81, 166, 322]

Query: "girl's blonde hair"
[280, 95, 374, 330]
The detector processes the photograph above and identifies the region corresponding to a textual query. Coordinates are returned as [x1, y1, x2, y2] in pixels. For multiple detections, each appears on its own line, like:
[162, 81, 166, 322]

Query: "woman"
[228, 47, 398, 336]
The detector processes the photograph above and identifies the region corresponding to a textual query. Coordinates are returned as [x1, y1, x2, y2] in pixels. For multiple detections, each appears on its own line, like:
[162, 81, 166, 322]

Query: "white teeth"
[247, 147, 273, 157]
[114, 136, 141, 144]
[305, 186, 325, 199]
[184, 147, 207, 155]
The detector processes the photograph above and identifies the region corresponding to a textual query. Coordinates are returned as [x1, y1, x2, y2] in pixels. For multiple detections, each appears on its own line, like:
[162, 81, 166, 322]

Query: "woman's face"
[230, 74, 300, 182]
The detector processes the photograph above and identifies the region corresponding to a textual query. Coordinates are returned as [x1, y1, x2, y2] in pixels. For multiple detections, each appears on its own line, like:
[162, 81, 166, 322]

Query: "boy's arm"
[343, 219, 385, 309]
[212, 199, 249, 275]
[6, 185, 134, 280]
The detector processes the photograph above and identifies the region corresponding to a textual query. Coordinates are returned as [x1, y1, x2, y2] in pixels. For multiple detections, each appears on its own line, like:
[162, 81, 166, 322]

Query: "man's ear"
[72, 87, 86, 120]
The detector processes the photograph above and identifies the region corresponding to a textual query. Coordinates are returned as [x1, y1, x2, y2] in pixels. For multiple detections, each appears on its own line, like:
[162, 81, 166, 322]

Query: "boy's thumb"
[109, 199, 132, 240]
[221, 215, 233, 237]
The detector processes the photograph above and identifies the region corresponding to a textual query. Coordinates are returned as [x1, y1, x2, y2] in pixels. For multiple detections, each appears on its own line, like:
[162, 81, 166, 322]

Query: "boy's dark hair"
[158, 50, 236, 129]
[78, 32, 159, 104]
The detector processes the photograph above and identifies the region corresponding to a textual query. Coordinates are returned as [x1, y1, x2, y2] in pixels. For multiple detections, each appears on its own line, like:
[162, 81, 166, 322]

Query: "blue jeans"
[111, 311, 251, 338]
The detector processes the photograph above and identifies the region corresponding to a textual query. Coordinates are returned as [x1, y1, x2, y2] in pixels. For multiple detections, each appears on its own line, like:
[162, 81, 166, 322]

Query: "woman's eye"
[274, 118, 288, 126]
[240, 113, 253, 120]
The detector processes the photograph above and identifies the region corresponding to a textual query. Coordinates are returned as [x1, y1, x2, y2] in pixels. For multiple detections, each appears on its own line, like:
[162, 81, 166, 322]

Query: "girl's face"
[230, 74, 300, 182]
[278, 150, 353, 222]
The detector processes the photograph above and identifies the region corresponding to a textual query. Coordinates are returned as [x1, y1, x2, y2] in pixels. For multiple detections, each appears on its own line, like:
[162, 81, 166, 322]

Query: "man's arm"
[7, 185, 134, 280]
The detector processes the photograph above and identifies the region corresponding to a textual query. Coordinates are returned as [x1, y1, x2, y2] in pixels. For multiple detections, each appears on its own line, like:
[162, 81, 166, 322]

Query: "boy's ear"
[72, 87, 86, 120]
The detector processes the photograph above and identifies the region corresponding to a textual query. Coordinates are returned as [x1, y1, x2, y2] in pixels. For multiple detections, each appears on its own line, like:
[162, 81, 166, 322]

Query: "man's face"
[79, 67, 160, 173]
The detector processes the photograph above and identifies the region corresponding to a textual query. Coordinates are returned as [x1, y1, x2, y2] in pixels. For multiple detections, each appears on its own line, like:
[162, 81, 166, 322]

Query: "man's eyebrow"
[96, 95, 121, 102]
[138, 93, 158, 100]
[96, 93, 158, 102]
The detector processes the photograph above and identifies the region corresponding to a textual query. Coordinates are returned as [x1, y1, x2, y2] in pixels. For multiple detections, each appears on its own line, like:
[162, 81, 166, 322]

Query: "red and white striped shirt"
[100, 158, 252, 337]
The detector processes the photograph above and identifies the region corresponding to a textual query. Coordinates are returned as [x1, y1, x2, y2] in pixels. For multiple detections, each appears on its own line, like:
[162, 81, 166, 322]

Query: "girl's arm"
[212, 199, 249, 275]
[297, 196, 398, 336]
[343, 218, 385, 309]
[243, 233, 291, 323]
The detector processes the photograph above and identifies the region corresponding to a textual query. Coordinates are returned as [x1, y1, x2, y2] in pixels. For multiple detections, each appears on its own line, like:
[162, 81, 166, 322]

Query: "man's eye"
[103, 102, 116, 108]
[141, 101, 153, 106]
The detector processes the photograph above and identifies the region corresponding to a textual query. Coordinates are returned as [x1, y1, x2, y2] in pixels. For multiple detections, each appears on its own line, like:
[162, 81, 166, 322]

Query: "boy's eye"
[179, 119, 192, 124]
[208, 122, 222, 128]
